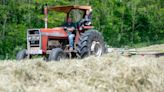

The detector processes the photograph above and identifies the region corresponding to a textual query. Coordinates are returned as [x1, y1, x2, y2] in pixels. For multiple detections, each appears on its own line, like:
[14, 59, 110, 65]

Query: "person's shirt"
[63, 22, 76, 28]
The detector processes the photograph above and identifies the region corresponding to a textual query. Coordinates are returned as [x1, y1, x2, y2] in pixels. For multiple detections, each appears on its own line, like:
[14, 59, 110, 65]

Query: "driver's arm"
[66, 23, 76, 32]
[67, 27, 75, 32]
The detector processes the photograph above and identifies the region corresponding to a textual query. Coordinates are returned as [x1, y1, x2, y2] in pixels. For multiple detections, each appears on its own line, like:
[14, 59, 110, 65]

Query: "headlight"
[28, 36, 40, 40]
[28, 36, 32, 40]
[36, 36, 40, 40]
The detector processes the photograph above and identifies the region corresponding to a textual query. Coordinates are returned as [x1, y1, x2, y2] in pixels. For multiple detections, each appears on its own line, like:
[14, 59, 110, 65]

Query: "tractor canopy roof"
[47, 5, 91, 13]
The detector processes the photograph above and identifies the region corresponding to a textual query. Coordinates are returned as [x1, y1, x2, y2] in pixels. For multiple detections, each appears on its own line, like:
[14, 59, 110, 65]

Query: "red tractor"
[16, 5, 106, 61]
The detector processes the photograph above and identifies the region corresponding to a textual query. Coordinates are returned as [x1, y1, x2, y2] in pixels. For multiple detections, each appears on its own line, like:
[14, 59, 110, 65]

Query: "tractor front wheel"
[16, 49, 27, 60]
[48, 48, 65, 61]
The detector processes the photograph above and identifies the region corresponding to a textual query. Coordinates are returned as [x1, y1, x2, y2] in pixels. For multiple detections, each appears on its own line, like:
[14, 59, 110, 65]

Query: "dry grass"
[137, 44, 164, 52]
[0, 44, 164, 92]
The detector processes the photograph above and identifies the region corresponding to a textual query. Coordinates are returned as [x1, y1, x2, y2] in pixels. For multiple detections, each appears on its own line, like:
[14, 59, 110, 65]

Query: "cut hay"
[0, 44, 164, 92]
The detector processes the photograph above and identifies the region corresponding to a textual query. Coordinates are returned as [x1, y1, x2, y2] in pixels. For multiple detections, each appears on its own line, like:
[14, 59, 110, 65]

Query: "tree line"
[0, 0, 163, 59]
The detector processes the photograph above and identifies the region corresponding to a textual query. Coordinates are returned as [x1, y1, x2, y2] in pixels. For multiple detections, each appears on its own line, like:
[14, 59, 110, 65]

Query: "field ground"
[0, 44, 164, 92]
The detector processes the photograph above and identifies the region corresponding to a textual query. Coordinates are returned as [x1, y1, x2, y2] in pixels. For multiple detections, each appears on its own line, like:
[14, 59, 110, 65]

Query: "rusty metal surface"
[48, 5, 91, 13]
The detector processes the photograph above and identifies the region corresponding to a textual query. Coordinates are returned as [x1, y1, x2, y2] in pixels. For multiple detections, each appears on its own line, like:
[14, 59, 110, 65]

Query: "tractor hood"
[40, 27, 68, 38]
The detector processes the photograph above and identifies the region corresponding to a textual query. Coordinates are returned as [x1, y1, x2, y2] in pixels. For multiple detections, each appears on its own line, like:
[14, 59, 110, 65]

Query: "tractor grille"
[27, 29, 41, 48]
[29, 40, 39, 47]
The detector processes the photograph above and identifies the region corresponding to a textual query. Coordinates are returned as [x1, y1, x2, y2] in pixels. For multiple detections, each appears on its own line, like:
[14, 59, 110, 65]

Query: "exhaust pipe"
[44, 4, 48, 28]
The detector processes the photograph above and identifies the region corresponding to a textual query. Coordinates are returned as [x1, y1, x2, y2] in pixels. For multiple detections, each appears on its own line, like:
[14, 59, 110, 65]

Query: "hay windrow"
[0, 45, 164, 92]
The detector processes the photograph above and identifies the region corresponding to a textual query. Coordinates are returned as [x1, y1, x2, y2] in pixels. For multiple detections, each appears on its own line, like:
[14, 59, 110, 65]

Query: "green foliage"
[0, 0, 163, 59]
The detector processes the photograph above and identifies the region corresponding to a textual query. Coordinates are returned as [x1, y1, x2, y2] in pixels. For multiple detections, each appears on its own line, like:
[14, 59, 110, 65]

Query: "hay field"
[0, 44, 164, 92]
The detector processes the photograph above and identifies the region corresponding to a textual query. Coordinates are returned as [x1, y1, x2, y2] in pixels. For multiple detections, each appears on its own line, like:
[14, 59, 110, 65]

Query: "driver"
[64, 18, 76, 51]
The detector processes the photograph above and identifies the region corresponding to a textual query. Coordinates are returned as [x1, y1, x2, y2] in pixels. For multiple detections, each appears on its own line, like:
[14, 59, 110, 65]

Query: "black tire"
[16, 49, 27, 60]
[48, 48, 65, 61]
[76, 30, 105, 58]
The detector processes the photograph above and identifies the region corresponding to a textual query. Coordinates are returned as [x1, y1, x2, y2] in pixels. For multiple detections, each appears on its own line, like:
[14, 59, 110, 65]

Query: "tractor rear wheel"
[16, 49, 27, 60]
[48, 48, 65, 61]
[76, 30, 105, 58]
